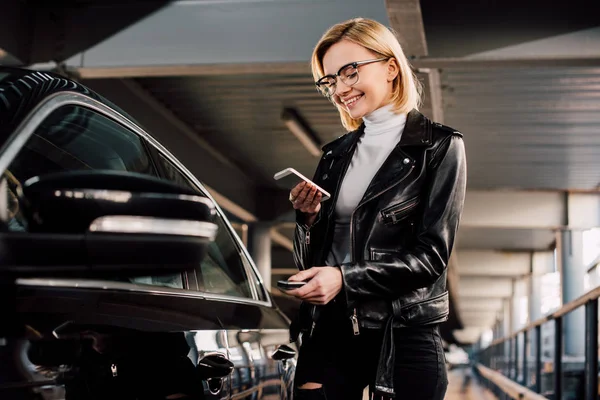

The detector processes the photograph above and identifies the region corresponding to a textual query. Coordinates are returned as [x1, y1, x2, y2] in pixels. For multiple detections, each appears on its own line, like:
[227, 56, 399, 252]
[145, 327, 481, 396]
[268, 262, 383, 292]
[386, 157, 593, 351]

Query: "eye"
[341, 66, 358, 79]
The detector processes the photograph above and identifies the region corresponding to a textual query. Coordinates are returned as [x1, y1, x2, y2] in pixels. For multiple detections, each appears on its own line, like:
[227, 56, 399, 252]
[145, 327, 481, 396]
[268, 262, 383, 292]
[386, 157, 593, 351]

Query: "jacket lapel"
[358, 110, 431, 206]
[319, 127, 363, 217]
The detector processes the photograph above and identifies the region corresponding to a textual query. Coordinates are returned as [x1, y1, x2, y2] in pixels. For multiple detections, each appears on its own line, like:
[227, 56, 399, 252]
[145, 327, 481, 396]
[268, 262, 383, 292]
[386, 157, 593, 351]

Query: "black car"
[0, 67, 296, 399]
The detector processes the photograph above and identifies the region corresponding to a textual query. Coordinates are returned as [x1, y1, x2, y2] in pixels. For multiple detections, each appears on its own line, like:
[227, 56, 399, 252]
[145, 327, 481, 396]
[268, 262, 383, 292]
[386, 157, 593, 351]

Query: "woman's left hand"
[285, 266, 343, 305]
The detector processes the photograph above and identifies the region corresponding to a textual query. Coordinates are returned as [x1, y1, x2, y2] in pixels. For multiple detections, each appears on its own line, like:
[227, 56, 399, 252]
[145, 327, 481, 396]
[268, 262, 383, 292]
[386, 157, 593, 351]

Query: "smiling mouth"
[343, 94, 363, 107]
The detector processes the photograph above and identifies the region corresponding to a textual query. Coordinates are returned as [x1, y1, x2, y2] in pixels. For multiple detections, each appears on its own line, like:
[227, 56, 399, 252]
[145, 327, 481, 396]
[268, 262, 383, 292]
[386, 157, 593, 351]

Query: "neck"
[363, 104, 406, 136]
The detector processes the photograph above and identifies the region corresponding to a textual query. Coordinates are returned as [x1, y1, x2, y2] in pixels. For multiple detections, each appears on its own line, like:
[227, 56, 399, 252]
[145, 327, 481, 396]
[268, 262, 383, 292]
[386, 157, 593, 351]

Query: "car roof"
[0, 66, 137, 146]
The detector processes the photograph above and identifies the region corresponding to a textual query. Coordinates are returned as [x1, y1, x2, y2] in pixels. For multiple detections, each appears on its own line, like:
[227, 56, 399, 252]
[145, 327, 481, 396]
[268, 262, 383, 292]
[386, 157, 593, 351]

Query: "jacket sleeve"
[339, 133, 467, 301]
[292, 156, 326, 271]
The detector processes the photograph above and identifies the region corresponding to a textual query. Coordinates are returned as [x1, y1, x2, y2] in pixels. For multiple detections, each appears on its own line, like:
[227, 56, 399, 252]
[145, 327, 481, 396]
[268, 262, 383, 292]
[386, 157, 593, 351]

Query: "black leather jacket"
[291, 110, 467, 397]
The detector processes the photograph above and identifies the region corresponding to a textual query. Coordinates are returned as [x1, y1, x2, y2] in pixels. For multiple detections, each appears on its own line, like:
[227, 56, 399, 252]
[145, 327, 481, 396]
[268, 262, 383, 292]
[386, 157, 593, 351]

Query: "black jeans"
[294, 307, 448, 400]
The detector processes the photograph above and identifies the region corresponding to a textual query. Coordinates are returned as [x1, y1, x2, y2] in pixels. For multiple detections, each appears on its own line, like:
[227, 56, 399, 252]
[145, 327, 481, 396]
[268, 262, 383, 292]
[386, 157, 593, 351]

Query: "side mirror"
[0, 170, 218, 278]
[271, 344, 296, 361]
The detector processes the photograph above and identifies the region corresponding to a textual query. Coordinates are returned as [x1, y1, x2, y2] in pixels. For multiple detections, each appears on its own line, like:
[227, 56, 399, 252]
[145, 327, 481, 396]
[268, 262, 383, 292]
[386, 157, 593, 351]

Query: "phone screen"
[273, 168, 331, 201]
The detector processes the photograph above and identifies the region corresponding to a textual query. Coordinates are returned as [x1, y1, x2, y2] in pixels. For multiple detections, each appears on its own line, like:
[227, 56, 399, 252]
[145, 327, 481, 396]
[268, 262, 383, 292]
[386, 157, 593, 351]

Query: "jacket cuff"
[295, 209, 322, 230]
[339, 262, 358, 310]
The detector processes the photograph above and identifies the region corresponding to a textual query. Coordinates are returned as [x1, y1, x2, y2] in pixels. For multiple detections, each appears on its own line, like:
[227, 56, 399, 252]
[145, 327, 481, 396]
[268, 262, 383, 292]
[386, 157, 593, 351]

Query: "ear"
[386, 58, 400, 82]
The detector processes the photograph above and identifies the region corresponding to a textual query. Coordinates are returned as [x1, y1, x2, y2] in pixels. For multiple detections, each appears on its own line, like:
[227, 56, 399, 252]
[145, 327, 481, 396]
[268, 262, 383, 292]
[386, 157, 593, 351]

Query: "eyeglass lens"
[318, 64, 359, 97]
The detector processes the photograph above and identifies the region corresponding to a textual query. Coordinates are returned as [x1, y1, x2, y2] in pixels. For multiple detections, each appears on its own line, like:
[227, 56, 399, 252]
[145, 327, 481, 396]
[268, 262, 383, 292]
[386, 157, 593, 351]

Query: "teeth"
[344, 95, 361, 105]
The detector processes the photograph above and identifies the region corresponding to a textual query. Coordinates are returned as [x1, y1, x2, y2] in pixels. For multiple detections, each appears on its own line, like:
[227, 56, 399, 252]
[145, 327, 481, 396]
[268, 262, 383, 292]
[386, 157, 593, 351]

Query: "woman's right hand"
[290, 182, 322, 221]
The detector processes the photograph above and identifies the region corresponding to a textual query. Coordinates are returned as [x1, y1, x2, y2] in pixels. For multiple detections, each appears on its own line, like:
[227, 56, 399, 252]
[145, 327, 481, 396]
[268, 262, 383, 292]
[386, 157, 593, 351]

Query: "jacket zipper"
[381, 197, 419, 223]
[351, 308, 360, 335]
[348, 162, 416, 335]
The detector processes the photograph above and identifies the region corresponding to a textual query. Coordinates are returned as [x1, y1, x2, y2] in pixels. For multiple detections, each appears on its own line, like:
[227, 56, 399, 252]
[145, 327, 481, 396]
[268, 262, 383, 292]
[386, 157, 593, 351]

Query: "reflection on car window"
[10, 105, 158, 179]
[128, 275, 184, 289]
[199, 217, 252, 298]
[155, 154, 254, 299]
[4, 105, 183, 290]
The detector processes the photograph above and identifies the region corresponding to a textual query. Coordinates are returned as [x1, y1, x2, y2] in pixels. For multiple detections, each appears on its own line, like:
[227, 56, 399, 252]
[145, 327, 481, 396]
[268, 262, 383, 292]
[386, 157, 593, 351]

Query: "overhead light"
[281, 108, 322, 157]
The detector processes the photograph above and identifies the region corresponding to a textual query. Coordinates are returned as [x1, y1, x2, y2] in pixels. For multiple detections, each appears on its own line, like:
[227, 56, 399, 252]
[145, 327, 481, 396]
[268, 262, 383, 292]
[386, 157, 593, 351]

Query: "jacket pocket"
[380, 196, 420, 225]
[370, 248, 394, 262]
[392, 291, 449, 326]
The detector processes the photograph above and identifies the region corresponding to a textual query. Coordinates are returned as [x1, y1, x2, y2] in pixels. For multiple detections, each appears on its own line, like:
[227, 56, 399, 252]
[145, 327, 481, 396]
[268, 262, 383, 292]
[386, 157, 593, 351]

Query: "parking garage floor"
[444, 368, 497, 400]
[358, 368, 496, 399]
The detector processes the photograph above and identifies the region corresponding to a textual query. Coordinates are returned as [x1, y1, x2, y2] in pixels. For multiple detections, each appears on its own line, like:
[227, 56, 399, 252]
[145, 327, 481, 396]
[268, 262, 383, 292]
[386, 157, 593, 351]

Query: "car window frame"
[147, 144, 270, 304]
[1, 90, 271, 307]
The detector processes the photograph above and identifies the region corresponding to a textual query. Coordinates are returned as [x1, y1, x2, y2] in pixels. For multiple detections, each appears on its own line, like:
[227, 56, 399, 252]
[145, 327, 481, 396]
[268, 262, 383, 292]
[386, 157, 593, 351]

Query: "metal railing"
[476, 285, 600, 400]
[476, 364, 547, 400]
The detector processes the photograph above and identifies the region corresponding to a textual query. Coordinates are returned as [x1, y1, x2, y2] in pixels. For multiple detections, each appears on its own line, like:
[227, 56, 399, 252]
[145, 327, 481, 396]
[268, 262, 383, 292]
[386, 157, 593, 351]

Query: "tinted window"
[4, 104, 183, 289]
[155, 154, 255, 299]
[8, 105, 157, 183]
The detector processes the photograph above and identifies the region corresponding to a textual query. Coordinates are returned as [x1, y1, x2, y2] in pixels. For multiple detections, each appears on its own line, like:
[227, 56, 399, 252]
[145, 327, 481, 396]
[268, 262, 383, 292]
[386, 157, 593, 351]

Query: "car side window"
[4, 104, 183, 289]
[155, 154, 255, 300]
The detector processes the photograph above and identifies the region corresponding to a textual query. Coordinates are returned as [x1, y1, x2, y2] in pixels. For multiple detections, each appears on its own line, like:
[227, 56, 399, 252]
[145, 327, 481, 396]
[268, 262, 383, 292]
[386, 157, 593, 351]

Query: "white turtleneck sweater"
[325, 104, 407, 266]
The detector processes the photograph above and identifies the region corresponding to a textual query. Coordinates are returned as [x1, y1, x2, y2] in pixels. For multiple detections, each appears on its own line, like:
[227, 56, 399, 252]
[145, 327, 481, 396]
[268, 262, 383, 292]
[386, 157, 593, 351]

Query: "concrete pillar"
[557, 229, 586, 357]
[248, 222, 272, 290]
[589, 264, 600, 290]
[512, 279, 528, 331]
[493, 319, 502, 340]
[527, 251, 555, 366]
[503, 298, 512, 370]
[529, 251, 556, 323]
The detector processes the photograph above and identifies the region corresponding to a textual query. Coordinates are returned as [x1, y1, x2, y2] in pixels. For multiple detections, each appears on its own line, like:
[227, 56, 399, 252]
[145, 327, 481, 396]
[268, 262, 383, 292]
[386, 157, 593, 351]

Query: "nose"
[334, 79, 352, 97]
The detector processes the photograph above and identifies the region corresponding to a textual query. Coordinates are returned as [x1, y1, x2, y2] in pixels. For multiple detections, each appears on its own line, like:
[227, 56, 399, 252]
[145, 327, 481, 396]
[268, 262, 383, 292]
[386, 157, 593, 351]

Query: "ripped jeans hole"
[299, 382, 323, 390]
[296, 384, 327, 400]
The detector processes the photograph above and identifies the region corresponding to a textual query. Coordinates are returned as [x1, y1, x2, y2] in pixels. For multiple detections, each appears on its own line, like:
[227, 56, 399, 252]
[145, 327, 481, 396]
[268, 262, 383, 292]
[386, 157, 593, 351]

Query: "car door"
[148, 152, 297, 400]
[0, 93, 232, 400]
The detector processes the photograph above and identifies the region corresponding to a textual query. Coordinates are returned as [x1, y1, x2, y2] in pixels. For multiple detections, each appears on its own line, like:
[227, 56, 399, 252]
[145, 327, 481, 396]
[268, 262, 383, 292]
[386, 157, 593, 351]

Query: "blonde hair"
[311, 18, 422, 131]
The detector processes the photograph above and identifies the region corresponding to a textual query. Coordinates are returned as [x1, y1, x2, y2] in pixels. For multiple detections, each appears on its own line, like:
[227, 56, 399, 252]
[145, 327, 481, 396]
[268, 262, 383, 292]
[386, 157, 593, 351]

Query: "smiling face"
[321, 40, 398, 119]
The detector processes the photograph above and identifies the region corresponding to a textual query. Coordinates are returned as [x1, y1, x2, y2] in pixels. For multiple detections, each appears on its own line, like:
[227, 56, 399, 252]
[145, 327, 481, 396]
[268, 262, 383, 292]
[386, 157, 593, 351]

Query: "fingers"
[291, 184, 322, 214]
[289, 182, 306, 199]
[289, 278, 319, 298]
[288, 267, 319, 282]
[310, 191, 322, 208]
[288, 267, 343, 306]
[303, 185, 318, 205]
[294, 184, 313, 206]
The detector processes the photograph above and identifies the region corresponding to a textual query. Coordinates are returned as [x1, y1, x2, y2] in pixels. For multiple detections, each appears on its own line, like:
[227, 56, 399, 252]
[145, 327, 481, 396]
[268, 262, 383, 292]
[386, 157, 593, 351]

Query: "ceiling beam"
[73, 62, 311, 79]
[456, 250, 531, 277]
[463, 191, 565, 229]
[453, 327, 488, 344]
[385, 0, 428, 57]
[0, 49, 22, 66]
[68, 54, 600, 79]
[421, 68, 444, 123]
[274, 189, 574, 229]
[459, 298, 504, 311]
[459, 277, 514, 298]
[463, 191, 600, 230]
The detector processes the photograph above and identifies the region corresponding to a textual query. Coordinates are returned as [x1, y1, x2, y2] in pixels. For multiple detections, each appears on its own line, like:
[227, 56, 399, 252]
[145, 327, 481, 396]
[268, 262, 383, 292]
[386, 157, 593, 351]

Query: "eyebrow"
[321, 61, 358, 80]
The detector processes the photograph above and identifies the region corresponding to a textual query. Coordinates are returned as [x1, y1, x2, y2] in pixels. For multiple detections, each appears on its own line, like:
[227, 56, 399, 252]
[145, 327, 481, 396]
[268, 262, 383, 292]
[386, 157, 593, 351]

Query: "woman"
[284, 18, 467, 400]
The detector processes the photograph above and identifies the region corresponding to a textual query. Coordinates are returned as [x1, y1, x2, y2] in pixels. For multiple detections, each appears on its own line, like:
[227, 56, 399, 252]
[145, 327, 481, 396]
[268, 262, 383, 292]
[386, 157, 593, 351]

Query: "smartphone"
[277, 280, 307, 291]
[273, 168, 331, 202]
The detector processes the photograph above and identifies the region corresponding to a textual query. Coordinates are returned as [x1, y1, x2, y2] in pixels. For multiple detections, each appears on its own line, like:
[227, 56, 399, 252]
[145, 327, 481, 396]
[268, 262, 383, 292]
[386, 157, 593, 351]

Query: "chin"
[347, 106, 370, 120]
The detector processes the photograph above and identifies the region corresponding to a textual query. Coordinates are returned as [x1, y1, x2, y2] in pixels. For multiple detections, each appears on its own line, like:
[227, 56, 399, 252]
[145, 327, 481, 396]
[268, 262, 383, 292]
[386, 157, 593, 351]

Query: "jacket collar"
[397, 109, 432, 147]
[321, 109, 431, 157]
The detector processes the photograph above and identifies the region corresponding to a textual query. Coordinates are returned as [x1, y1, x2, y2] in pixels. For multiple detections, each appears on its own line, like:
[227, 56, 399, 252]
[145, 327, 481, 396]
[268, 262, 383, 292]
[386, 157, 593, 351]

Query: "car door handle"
[271, 344, 296, 361]
[197, 352, 233, 396]
[197, 352, 234, 380]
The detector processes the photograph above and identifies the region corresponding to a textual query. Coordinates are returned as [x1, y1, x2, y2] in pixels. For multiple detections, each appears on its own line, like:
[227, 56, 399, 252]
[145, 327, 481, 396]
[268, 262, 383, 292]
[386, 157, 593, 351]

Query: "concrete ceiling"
[3, 0, 600, 345]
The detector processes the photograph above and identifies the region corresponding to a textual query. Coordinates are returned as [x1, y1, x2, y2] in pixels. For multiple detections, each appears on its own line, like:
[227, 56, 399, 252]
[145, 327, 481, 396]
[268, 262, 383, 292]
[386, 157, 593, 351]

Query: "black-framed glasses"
[315, 57, 389, 98]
